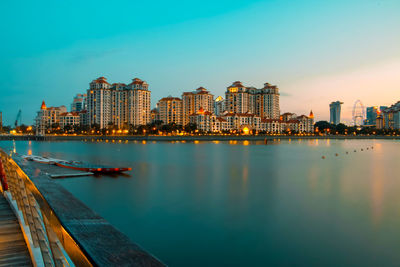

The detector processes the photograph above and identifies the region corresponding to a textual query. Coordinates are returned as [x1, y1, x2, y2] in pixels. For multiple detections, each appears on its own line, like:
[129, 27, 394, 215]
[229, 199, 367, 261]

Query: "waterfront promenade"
[0, 134, 399, 142]
[0, 149, 164, 266]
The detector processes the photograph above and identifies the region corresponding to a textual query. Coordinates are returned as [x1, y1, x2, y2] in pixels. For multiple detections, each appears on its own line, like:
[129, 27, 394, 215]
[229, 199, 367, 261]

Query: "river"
[1, 139, 399, 266]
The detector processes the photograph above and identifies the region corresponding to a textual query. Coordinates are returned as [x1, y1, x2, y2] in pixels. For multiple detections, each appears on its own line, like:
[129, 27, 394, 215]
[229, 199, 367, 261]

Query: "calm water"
[1, 139, 400, 266]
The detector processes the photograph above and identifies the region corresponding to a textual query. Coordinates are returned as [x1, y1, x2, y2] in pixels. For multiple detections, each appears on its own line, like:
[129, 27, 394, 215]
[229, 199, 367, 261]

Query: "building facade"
[71, 94, 86, 112]
[86, 77, 151, 129]
[365, 106, 378, 125]
[35, 101, 67, 135]
[376, 115, 384, 129]
[59, 112, 80, 129]
[383, 101, 400, 129]
[150, 108, 160, 123]
[225, 81, 280, 119]
[182, 87, 214, 126]
[214, 96, 225, 116]
[329, 101, 343, 125]
[157, 97, 183, 125]
[225, 81, 249, 114]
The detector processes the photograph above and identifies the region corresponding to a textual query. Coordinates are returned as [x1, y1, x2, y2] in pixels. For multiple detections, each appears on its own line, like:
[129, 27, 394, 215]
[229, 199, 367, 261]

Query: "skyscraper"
[329, 101, 343, 125]
[71, 94, 86, 112]
[365, 106, 378, 125]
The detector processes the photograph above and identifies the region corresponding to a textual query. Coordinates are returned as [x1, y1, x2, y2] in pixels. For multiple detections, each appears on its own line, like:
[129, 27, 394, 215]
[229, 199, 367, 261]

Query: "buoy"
[361, 149, 363, 151]
[335, 153, 338, 156]
[367, 148, 369, 150]
[354, 150, 357, 152]
[346, 152, 348, 154]
[371, 146, 374, 149]
[322, 156, 325, 159]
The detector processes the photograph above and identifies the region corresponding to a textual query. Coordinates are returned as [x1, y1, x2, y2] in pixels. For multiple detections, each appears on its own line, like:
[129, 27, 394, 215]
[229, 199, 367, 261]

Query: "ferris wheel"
[352, 100, 365, 126]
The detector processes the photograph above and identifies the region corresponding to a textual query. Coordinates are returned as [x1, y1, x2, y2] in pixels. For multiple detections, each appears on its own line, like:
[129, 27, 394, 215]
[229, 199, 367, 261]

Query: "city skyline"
[1, 0, 400, 125]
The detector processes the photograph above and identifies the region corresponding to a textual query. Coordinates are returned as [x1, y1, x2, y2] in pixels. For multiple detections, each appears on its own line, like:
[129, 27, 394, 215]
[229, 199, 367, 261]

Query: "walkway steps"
[0, 194, 32, 267]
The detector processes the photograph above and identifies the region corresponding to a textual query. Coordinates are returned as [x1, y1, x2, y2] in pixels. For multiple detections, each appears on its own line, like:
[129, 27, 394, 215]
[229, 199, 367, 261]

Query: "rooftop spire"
[41, 100, 47, 110]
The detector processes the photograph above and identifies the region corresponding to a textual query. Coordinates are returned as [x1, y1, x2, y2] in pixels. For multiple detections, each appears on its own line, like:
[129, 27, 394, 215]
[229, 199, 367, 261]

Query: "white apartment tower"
[87, 77, 151, 129]
[157, 97, 183, 125]
[225, 81, 249, 114]
[225, 81, 280, 119]
[87, 77, 112, 128]
[127, 78, 151, 127]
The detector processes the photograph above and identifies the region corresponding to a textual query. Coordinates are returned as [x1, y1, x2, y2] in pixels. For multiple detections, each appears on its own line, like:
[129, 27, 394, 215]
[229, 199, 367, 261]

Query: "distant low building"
[35, 101, 67, 135]
[59, 112, 80, 129]
[376, 115, 384, 130]
[150, 108, 159, 123]
[382, 101, 400, 129]
[188, 108, 314, 134]
[222, 112, 261, 132]
[189, 108, 215, 132]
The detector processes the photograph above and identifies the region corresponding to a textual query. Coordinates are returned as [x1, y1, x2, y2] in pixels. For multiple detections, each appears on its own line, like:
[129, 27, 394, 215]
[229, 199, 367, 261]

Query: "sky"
[0, 0, 399, 125]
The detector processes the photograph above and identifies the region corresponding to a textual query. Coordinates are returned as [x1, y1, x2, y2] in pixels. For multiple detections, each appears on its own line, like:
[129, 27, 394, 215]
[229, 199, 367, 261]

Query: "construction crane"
[15, 110, 22, 128]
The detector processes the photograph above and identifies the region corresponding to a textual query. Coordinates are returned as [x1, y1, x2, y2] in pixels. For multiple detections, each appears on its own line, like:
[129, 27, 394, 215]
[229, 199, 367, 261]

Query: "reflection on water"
[1, 139, 400, 267]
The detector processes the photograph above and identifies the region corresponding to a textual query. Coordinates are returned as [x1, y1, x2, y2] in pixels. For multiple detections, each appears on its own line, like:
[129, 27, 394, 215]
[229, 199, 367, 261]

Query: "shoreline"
[0, 134, 399, 142]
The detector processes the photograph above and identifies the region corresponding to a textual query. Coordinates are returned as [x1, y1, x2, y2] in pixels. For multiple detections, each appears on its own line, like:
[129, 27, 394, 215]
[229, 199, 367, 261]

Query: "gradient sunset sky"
[1, 0, 399, 125]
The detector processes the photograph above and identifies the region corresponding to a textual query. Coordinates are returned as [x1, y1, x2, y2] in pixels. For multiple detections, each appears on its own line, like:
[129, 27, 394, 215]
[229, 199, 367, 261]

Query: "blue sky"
[1, 0, 399, 125]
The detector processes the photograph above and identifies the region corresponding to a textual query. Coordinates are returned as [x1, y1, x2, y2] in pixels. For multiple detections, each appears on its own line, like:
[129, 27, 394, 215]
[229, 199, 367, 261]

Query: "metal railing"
[0, 149, 92, 267]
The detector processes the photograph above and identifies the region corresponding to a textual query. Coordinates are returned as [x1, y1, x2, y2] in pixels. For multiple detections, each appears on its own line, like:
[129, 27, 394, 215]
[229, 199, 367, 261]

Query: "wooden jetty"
[0, 194, 32, 267]
[21, 159, 95, 179]
[49, 172, 94, 179]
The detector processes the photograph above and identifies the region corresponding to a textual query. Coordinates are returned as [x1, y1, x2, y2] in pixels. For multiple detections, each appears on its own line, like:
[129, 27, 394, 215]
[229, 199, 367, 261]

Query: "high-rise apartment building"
[329, 101, 343, 125]
[157, 97, 183, 125]
[86, 77, 151, 129]
[182, 87, 214, 126]
[225, 81, 249, 114]
[225, 81, 280, 119]
[126, 78, 151, 127]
